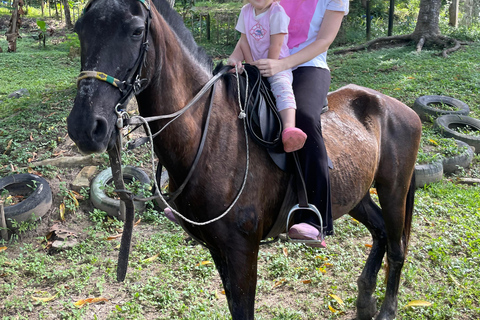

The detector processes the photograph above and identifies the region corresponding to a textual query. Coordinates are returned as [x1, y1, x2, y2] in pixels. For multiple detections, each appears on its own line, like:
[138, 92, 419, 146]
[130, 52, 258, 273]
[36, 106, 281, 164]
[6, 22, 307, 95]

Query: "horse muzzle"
[67, 110, 117, 154]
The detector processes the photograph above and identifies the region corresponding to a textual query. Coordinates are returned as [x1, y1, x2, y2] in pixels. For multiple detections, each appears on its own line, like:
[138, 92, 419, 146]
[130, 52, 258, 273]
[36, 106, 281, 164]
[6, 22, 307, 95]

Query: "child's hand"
[227, 59, 244, 74]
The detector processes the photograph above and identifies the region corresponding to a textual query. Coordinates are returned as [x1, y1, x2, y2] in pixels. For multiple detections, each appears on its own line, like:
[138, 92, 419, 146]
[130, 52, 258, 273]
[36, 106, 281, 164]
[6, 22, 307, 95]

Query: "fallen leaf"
[428, 139, 438, 145]
[0, 246, 7, 252]
[407, 76, 415, 79]
[29, 132, 33, 141]
[32, 292, 58, 302]
[283, 247, 288, 257]
[301, 279, 311, 284]
[68, 191, 79, 206]
[134, 218, 142, 226]
[329, 293, 344, 305]
[141, 253, 160, 263]
[220, 290, 225, 295]
[328, 305, 340, 313]
[405, 300, 432, 308]
[4, 139, 12, 154]
[59, 203, 65, 221]
[365, 244, 373, 248]
[196, 260, 213, 266]
[369, 188, 377, 195]
[271, 278, 286, 289]
[107, 234, 122, 240]
[74, 297, 109, 307]
[69, 190, 84, 200]
[394, 88, 401, 90]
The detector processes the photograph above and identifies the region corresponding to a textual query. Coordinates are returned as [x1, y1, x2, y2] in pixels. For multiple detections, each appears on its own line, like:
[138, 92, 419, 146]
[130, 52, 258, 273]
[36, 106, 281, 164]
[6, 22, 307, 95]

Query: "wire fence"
[181, 10, 240, 45]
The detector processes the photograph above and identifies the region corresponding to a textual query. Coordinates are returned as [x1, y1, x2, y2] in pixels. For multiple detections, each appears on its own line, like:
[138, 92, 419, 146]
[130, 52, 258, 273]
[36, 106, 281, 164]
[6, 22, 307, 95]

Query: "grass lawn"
[0, 13, 479, 320]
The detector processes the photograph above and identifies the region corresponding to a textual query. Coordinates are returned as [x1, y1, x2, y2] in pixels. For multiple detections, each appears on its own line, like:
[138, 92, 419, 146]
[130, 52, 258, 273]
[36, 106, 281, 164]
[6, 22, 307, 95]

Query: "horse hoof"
[356, 297, 377, 320]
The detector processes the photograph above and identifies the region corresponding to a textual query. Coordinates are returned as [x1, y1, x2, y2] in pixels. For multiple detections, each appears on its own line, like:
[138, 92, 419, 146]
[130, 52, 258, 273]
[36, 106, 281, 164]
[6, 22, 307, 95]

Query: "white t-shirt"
[280, 0, 349, 69]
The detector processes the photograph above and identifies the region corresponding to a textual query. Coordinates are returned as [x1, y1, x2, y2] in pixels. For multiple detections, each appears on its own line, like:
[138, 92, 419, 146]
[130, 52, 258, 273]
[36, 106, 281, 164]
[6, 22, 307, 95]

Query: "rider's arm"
[252, 9, 345, 76]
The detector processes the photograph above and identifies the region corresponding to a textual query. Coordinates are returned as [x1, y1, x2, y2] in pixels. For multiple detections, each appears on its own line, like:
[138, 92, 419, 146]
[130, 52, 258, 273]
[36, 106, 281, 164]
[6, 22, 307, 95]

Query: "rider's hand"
[251, 58, 286, 77]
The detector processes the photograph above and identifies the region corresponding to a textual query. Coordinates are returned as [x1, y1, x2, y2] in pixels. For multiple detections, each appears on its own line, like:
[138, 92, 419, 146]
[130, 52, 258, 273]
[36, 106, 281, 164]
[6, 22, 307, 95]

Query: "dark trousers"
[292, 67, 333, 236]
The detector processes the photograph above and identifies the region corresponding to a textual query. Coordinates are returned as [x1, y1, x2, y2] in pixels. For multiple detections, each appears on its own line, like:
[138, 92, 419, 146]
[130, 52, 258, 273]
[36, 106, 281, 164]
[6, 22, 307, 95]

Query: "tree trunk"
[6, 0, 20, 52]
[412, 0, 441, 40]
[62, 0, 73, 29]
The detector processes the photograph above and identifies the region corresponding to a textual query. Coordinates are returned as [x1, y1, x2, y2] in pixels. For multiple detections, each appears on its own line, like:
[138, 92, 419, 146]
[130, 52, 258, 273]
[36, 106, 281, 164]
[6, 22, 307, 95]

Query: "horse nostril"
[90, 116, 109, 142]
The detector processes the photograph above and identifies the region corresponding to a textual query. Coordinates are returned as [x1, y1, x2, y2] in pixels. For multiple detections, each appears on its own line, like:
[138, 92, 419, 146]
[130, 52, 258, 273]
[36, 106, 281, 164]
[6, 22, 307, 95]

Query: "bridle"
[76, 0, 152, 126]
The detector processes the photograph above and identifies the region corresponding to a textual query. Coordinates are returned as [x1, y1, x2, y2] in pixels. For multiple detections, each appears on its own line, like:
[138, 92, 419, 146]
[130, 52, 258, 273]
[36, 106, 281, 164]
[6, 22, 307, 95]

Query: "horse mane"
[152, 0, 213, 72]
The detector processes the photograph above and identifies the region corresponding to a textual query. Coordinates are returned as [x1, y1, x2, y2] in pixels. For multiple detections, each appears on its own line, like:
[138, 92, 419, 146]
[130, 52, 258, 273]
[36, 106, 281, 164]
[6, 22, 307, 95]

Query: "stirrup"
[286, 203, 324, 245]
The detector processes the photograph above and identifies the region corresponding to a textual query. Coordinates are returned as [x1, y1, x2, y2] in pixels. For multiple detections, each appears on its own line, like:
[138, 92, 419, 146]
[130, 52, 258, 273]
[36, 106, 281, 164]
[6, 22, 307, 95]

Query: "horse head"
[67, 0, 151, 154]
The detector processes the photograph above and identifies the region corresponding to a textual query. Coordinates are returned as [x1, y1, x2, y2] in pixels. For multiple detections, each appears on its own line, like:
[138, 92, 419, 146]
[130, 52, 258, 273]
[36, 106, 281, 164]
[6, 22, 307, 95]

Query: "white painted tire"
[415, 161, 443, 188]
[442, 140, 474, 174]
[0, 173, 52, 229]
[90, 166, 150, 219]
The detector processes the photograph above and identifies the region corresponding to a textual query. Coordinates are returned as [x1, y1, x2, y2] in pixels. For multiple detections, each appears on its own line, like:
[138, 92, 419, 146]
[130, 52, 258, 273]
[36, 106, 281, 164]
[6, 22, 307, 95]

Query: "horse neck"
[136, 9, 216, 180]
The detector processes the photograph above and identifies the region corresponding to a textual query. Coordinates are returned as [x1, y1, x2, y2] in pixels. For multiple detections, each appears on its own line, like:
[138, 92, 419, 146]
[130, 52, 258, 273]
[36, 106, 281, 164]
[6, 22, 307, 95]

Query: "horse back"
[323, 84, 421, 217]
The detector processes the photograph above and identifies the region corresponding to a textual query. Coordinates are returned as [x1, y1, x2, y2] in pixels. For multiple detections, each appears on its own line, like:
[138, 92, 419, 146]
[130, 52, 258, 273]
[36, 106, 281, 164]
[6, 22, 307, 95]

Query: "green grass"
[328, 44, 480, 119]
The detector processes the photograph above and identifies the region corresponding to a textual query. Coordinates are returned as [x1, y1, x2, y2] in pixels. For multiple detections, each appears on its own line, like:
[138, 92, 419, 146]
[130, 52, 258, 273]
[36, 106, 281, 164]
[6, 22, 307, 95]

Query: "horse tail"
[403, 172, 415, 254]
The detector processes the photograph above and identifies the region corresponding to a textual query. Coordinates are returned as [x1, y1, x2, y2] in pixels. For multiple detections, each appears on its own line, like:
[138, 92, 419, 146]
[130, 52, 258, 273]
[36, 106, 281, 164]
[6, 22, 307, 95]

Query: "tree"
[5, 0, 24, 52]
[336, 0, 464, 57]
[62, 0, 73, 29]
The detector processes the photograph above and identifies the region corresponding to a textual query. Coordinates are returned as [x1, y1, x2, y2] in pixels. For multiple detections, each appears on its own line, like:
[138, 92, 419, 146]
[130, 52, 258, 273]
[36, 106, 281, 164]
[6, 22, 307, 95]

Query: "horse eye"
[133, 27, 144, 37]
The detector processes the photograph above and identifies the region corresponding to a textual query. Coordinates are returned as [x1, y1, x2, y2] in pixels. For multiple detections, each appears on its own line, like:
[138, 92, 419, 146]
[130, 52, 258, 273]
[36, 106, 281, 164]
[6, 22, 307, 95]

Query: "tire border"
[0, 173, 52, 229]
[413, 95, 470, 122]
[434, 115, 480, 154]
[90, 166, 151, 219]
[442, 140, 474, 174]
[414, 160, 443, 188]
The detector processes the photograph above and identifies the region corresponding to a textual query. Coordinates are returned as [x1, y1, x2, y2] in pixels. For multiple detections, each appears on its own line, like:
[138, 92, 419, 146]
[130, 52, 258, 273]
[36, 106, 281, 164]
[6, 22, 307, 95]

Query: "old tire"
[412, 95, 470, 122]
[442, 140, 474, 174]
[0, 173, 52, 229]
[415, 161, 443, 188]
[90, 166, 150, 219]
[434, 115, 480, 154]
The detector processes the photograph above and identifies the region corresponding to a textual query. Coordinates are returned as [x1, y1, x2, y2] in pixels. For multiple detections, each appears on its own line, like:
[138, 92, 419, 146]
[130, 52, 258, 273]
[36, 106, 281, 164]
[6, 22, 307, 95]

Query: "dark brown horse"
[67, 0, 422, 319]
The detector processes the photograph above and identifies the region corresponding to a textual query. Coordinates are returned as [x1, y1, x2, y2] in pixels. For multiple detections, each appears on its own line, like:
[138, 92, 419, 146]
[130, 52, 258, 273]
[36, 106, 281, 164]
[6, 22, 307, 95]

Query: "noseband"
[76, 0, 152, 121]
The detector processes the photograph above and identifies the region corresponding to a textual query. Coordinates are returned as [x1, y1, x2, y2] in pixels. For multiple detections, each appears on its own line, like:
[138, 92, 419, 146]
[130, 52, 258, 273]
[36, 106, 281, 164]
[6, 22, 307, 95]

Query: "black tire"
[0, 173, 52, 229]
[414, 161, 443, 188]
[412, 95, 470, 122]
[90, 166, 151, 219]
[434, 115, 480, 154]
[442, 140, 474, 174]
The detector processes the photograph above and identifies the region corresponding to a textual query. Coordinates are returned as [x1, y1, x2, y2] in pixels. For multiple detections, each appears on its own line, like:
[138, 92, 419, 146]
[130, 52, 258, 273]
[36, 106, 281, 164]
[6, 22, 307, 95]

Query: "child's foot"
[282, 127, 307, 153]
[288, 223, 326, 248]
[164, 207, 179, 225]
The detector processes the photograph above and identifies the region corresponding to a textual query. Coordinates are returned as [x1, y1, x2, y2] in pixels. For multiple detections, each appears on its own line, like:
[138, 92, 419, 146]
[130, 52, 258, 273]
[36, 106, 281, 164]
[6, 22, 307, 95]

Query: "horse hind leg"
[350, 193, 387, 320]
[373, 175, 415, 320]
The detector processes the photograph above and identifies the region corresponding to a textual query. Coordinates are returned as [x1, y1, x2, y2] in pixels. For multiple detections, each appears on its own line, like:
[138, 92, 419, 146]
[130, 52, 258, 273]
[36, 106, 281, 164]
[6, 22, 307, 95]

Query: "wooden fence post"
[206, 13, 210, 41]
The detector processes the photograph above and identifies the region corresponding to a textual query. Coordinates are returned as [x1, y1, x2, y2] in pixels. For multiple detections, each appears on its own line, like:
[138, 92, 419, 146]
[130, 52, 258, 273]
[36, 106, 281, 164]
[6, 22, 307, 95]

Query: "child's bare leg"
[279, 108, 296, 129]
[280, 108, 307, 153]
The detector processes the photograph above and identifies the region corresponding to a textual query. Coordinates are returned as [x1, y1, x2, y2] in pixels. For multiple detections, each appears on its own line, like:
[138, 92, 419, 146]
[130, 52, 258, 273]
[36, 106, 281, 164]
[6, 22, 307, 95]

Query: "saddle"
[239, 64, 331, 172]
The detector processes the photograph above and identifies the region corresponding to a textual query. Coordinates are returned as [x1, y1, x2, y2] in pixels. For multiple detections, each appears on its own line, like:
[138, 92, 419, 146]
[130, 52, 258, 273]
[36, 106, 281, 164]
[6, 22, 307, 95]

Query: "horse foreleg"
[209, 241, 259, 320]
[350, 195, 387, 320]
